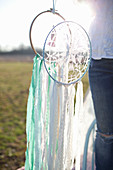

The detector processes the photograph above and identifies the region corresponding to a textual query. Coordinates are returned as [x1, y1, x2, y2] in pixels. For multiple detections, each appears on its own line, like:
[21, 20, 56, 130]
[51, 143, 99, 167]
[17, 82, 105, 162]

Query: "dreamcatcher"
[25, 1, 91, 170]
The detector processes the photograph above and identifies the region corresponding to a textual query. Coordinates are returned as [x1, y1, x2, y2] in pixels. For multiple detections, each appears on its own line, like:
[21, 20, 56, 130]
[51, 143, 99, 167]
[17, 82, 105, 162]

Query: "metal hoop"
[29, 9, 65, 55]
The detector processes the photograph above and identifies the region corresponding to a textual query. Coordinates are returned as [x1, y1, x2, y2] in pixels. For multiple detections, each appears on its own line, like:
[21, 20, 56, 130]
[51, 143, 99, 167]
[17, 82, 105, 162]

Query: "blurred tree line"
[0, 44, 42, 56]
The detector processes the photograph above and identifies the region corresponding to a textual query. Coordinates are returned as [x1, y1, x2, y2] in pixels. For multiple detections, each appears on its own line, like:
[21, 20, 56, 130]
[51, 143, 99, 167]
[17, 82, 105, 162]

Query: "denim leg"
[95, 133, 113, 170]
[88, 58, 113, 170]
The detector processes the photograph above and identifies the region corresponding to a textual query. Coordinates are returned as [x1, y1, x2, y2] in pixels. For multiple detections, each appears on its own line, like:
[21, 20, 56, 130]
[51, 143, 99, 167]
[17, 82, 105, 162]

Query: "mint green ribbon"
[25, 54, 42, 169]
[25, 54, 52, 170]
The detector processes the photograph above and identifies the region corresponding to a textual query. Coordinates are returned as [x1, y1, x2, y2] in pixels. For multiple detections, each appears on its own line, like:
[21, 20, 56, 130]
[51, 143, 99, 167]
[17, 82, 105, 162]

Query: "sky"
[0, 0, 93, 51]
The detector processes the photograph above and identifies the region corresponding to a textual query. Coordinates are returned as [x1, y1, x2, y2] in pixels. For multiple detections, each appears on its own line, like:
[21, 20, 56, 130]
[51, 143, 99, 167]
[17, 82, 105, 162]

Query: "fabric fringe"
[74, 81, 83, 170]
[25, 55, 83, 170]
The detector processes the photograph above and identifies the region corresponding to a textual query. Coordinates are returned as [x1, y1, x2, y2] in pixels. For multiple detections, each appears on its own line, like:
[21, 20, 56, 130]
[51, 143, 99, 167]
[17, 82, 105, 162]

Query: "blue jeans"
[89, 58, 113, 170]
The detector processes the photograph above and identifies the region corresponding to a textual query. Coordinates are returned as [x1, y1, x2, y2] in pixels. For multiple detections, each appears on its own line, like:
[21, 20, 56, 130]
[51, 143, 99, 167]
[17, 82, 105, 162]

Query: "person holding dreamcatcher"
[79, 0, 113, 169]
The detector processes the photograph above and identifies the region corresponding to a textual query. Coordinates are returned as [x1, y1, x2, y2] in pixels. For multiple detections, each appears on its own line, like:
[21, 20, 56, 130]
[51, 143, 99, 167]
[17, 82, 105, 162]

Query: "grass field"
[0, 62, 33, 170]
[0, 61, 89, 170]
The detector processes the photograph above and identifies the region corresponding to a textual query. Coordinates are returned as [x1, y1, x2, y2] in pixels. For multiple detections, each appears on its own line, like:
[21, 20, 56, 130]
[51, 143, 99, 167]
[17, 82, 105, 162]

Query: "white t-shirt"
[89, 0, 113, 60]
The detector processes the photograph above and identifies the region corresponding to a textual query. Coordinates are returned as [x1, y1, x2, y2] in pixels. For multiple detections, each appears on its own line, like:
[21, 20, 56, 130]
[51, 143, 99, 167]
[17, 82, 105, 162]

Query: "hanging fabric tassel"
[25, 54, 51, 170]
[47, 82, 62, 170]
[25, 54, 82, 170]
[53, 84, 76, 170]
[74, 80, 83, 170]
[25, 55, 42, 169]
[65, 84, 75, 169]
[41, 59, 51, 169]
[55, 85, 68, 170]
[25, 55, 42, 170]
